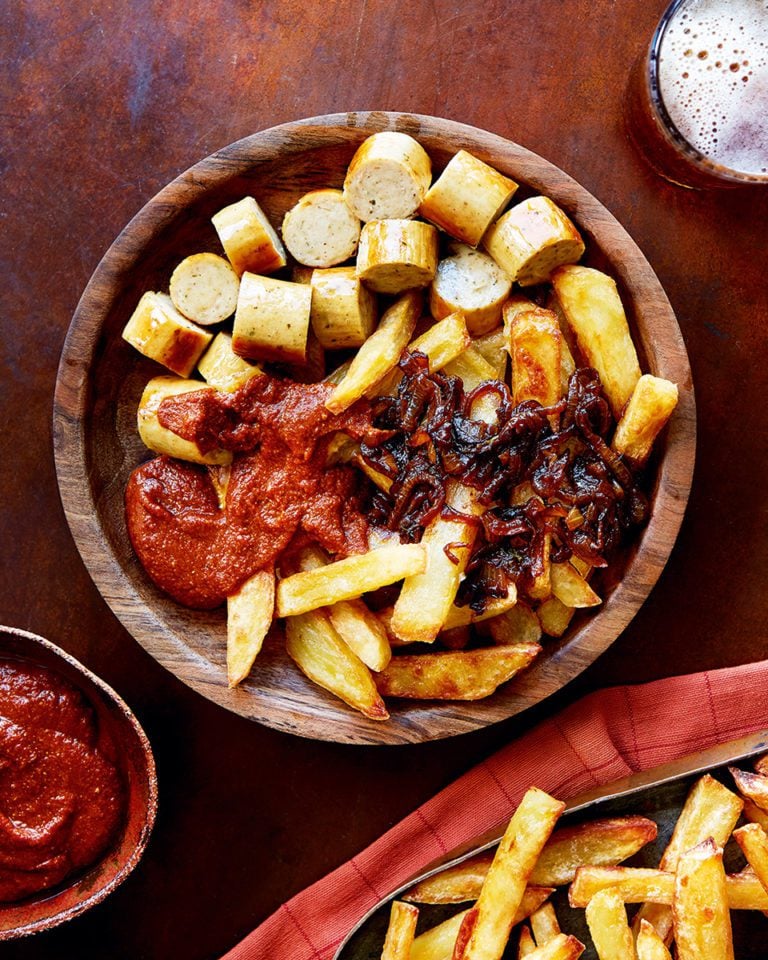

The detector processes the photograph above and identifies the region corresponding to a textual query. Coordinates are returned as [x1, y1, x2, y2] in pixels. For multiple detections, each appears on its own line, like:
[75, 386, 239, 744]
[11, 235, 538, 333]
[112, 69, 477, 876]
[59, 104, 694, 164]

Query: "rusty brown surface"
[1, 1, 767, 957]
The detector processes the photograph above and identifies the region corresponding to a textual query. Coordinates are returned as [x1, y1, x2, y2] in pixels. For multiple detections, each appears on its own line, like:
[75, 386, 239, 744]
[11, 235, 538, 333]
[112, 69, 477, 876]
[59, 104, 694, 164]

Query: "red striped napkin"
[222, 660, 768, 959]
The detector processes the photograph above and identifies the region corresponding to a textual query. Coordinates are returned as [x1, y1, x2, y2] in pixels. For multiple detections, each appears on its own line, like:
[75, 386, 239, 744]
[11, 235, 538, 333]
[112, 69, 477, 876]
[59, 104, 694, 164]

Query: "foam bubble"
[657, 0, 768, 176]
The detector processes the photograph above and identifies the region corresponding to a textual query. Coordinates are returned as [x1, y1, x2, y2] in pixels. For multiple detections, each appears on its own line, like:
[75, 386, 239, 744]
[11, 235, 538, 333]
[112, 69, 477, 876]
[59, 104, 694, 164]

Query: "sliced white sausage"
[343, 132, 432, 222]
[430, 244, 512, 336]
[212, 196, 286, 277]
[169, 253, 240, 326]
[356, 219, 438, 294]
[122, 291, 212, 377]
[282, 189, 361, 268]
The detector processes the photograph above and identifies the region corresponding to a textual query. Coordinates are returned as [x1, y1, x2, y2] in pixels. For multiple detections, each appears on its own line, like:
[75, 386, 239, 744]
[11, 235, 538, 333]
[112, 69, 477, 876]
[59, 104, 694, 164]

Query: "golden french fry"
[226, 569, 275, 687]
[531, 816, 658, 887]
[518, 925, 537, 958]
[488, 604, 542, 647]
[443, 345, 500, 393]
[411, 910, 469, 960]
[569, 865, 768, 910]
[673, 838, 733, 960]
[391, 484, 482, 644]
[284, 609, 388, 720]
[327, 598, 392, 672]
[742, 797, 768, 831]
[730, 766, 768, 812]
[550, 563, 601, 609]
[530, 902, 560, 946]
[375, 312, 472, 395]
[381, 901, 419, 960]
[276, 544, 426, 617]
[326, 291, 421, 413]
[612, 374, 678, 467]
[536, 596, 575, 638]
[734, 823, 768, 896]
[635, 919, 672, 960]
[632, 773, 743, 941]
[375, 643, 540, 701]
[755, 753, 768, 777]
[473, 327, 507, 379]
[506, 305, 564, 410]
[441, 587, 518, 632]
[454, 787, 565, 960]
[518, 933, 584, 960]
[585, 888, 634, 960]
[550, 265, 641, 419]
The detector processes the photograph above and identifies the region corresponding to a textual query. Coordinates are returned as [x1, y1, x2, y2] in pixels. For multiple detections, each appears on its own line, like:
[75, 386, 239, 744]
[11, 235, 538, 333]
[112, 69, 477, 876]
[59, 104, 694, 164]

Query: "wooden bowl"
[0, 626, 157, 939]
[53, 112, 695, 745]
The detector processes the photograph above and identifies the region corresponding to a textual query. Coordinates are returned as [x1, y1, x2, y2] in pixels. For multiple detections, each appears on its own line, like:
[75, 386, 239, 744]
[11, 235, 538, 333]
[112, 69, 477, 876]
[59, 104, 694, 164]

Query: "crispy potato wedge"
[276, 544, 426, 617]
[326, 291, 421, 412]
[506, 305, 564, 411]
[550, 265, 641, 419]
[373, 311, 472, 395]
[755, 753, 768, 777]
[530, 902, 560, 946]
[381, 901, 419, 960]
[376, 643, 540, 701]
[515, 933, 584, 960]
[404, 850, 550, 904]
[734, 823, 768, 895]
[635, 919, 672, 960]
[673, 839, 733, 960]
[585, 888, 634, 960]
[550, 562, 601, 609]
[536, 597, 575, 638]
[411, 910, 469, 960]
[743, 797, 768, 831]
[328, 598, 392, 672]
[441, 587, 518, 631]
[226, 569, 275, 687]
[488, 604, 542, 647]
[391, 484, 482, 644]
[443, 344, 500, 393]
[632, 773, 743, 940]
[455, 787, 565, 960]
[473, 327, 507, 379]
[284, 609, 388, 720]
[730, 766, 768, 812]
[612, 374, 679, 467]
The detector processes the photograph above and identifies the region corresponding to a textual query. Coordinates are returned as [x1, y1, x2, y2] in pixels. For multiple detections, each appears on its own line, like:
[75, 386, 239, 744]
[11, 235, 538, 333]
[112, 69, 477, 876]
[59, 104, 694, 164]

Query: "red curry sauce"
[125, 375, 384, 608]
[0, 659, 124, 902]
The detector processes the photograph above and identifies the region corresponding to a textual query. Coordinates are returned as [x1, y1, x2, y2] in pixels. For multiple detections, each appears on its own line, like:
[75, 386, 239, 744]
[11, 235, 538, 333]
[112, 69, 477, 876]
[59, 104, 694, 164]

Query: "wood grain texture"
[53, 112, 695, 745]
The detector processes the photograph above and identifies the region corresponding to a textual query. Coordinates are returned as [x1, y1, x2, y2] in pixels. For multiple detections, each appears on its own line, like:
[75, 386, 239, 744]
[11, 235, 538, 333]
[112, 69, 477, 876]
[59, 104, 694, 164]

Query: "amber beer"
[626, 0, 768, 188]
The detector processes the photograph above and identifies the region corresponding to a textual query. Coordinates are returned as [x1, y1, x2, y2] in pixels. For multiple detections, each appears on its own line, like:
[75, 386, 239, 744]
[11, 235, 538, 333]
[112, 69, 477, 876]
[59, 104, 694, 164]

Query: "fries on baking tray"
[121, 130, 679, 716]
[384, 755, 768, 958]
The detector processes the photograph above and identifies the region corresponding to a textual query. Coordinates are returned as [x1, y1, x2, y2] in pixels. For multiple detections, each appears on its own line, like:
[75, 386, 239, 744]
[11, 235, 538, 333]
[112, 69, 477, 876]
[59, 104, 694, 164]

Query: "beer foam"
[657, 0, 768, 176]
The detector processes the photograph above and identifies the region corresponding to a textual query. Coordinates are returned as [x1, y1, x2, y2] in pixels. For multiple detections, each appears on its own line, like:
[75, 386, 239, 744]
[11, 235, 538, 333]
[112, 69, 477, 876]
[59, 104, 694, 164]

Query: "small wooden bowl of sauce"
[0, 625, 157, 940]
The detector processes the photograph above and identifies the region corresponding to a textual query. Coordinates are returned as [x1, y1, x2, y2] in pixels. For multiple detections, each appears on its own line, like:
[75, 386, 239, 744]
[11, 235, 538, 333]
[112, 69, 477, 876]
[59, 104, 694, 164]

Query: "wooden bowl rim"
[0, 625, 157, 939]
[53, 111, 696, 745]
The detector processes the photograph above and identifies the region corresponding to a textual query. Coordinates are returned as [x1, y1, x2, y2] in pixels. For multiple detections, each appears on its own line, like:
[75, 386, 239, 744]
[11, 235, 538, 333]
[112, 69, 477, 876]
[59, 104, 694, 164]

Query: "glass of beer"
[625, 0, 768, 188]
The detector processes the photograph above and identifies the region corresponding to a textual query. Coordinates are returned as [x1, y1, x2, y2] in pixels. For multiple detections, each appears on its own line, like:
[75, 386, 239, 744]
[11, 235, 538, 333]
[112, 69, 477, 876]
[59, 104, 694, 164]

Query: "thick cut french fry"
[550, 265, 641, 419]
[443, 345, 500, 393]
[406, 816, 656, 903]
[391, 484, 482, 644]
[454, 787, 565, 960]
[518, 933, 584, 960]
[612, 374, 678, 467]
[734, 823, 768, 895]
[374, 312, 472, 395]
[742, 797, 768, 831]
[226, 569, 275, 687]
[326, 291, 421, 412]
[518, 925, 536, 958]
[488, 604, 542, 647]
[276, 544, 426, 617]
[530, 903, 560, 946]
[381, 901, 419, 960]
[673, 839, 734, 960]
[536, 597, 575, 638]
[632, 774, 742, 941]
[550, 563, 601, 609]
[531, 816, 658, 887]
[584, 888, 634, 960]
[352, 453, 393, 492]
[473, 327, 507, 379]
[755, 753, 768, 777]
[328, 598, 391, 672]
[569, 865, 768, 910]
[284, 609, 388, 720]
[635, 919, 672, 960]
[376, 643, 540, 701]
[506, 305, 564, 411]
[442, 587, 518, 631]
[411, 910, 469, 960]
[730, 766, 768, 812]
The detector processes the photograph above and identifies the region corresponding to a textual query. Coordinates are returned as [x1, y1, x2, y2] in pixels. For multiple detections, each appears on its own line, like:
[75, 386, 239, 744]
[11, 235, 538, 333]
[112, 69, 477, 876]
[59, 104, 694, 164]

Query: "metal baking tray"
[336, 729, 768, 958]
